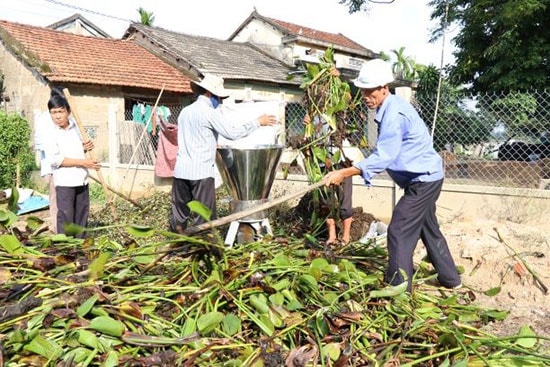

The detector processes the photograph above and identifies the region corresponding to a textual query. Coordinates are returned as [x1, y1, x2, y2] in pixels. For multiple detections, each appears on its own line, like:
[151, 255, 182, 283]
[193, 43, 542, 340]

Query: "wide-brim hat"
[193, 73, 230, 98]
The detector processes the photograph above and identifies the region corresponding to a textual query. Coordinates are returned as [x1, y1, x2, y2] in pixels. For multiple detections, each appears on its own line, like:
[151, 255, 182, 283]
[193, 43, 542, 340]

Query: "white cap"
[193, 73, 230, 98]
[353, 59, 394, 89]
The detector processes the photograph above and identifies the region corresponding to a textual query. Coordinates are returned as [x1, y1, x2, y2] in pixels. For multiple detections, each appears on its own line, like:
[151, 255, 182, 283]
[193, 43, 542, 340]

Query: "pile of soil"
[274, 190, 377, 243]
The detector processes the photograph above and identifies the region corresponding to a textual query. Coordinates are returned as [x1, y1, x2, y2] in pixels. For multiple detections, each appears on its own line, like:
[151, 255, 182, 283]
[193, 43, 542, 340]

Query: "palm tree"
[391, 47, 416, 81]
[137, 7, 155, 26]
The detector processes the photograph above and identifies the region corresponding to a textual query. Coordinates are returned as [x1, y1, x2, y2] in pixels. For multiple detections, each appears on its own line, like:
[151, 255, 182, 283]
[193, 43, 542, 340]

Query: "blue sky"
[1, 0, 457, 67]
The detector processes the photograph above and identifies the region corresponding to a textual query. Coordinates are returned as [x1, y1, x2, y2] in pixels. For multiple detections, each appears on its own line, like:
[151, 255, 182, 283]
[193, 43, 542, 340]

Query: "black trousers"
[385, 179, 461, 291]
[170, 177, 216, 233]
[56, 185, 89, 239]
[321, 175, 353, 220]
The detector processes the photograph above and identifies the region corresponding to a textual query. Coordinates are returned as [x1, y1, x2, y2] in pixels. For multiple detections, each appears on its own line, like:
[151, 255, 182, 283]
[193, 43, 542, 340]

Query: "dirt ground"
[435, 216, 550, 339]
[345, 207, 550, 341]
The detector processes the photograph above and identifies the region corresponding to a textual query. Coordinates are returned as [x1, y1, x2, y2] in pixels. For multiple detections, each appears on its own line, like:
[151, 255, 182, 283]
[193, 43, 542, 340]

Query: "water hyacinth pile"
[0, 193, 549, 366]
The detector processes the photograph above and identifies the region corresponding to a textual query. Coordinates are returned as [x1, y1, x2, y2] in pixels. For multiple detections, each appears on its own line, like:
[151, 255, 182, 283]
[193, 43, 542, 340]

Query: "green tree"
[428, 0, 550, 93]
[0, 111, 36, 188]
[137, 7, 155, 26]
[378, 48, 418, 82]
[339, 0, 372, 13]
[390, 47, 417, 81]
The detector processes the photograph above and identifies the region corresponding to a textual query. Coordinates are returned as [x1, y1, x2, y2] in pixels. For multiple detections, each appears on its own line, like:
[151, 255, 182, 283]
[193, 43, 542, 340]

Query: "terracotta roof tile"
[0, 20, 192, 93]
[267, 17, 371, 54]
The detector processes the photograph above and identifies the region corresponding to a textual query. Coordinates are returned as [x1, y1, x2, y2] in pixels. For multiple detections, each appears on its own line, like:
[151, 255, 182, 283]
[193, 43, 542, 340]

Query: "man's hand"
[324, 169, 345, 186]
[324, 166, 361, 186]
[82, 140, 94, 152]
[82, 158, 101, 170]
[258, 114, 277, 126]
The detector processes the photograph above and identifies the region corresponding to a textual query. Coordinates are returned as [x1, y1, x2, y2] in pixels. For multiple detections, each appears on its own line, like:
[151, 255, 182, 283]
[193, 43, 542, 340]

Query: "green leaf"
[23, 334, 62, 360]
[287, 299, 303, 311]
[77, 294, 99, 318]
[8, 186, 19, 213]
[483, 287, 501, 296]
[182, 318, 197, 337]
[63, 222, 86, 237]
[322, 342, 341, 361]
[0, 209, 9, 222]
[310, 258, 329, 269]
[258, 314, 275, 335]
[63, 347, 93, 364]
[369, 281, 408, 298]
[89, 316, 125, 337]
[249, 294, 270, 314]
[271, 254, 291, 267]
[269, 292, 285, 306]
[77, 329, 103, 351]
[25, 215, 44, 230]
[481, 309, 509, 323]
[89, 252, 111, 280]
[188, 200, 211, 221]
[298, 274, 318, 292]
[102, 350, 119, 367]
[271, 278, 290, 291]
[0, 234, 24, 254]
[221, 313, 241, 336]
[515, 325, 537, 348]
[197, 311, 224, 335]
[125, 224, 156, 238]
[451, 359, 468, 367]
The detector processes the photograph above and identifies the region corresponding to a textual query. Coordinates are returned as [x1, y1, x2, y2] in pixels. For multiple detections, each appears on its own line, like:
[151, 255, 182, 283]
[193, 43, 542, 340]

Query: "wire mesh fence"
[119, 90, 550, 190]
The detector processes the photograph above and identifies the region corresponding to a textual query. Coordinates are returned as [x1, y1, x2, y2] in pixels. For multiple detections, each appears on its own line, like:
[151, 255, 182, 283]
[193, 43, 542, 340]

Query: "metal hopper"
[216, 144, 284, 245]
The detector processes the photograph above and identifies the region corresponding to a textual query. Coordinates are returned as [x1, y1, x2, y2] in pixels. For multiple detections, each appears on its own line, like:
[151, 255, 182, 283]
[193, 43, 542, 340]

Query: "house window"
[349, 58, 363, 68]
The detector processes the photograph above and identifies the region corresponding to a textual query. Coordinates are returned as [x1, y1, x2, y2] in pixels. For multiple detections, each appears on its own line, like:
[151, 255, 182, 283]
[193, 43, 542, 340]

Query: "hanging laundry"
[155, 117, 178, 177]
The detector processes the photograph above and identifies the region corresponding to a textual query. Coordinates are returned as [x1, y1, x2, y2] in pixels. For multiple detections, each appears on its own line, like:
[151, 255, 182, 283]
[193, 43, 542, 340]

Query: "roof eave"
[282, 35, 379, 59]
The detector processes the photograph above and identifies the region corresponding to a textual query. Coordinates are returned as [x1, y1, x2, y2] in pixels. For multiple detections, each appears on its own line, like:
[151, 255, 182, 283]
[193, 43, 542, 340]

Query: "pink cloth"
[155, 119, 178, 177]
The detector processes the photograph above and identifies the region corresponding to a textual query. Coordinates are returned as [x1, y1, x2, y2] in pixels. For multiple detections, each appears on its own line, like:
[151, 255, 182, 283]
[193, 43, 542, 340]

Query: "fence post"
[107, 103, 118, 187]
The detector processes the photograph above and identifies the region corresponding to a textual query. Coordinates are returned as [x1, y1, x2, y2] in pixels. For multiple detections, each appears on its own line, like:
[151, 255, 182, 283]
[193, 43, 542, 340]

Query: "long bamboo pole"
[140, 179, 327, 275]
[183, 179, 327, 235]
[87, 174, 143, 209]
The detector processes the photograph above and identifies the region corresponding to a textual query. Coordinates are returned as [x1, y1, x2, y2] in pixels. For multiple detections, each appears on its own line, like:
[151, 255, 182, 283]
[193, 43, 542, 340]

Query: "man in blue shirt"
[323, 59, 461, 292]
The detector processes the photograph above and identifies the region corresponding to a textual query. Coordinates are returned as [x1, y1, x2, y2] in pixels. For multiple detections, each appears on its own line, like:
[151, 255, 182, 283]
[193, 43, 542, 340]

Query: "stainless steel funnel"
[216, 145, 284, 222]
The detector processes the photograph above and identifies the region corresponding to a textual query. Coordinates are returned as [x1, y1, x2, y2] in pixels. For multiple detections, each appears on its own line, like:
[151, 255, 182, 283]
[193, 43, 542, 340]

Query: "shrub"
[0, 110, 36, 188]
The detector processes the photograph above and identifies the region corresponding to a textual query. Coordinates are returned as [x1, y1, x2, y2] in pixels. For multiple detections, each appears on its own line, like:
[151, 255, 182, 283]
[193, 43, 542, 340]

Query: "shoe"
[441, 282, 462, 290]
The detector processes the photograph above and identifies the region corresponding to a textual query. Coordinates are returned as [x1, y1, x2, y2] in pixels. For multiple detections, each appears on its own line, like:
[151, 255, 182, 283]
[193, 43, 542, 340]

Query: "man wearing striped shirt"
[170, 74, 277, 233]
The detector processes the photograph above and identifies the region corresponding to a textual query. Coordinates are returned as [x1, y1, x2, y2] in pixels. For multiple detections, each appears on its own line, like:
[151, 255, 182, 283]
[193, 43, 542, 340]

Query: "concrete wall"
[0, 43, 51, 120]
[271, 173, 550, 225]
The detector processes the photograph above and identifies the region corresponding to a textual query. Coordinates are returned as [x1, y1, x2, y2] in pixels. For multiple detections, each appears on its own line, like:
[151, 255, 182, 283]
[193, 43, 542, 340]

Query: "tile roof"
[228, 11, 378, 59]
[0, 20, 192, 93]
[125, 23, 299, 86]
[268, 17, 371, 54]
